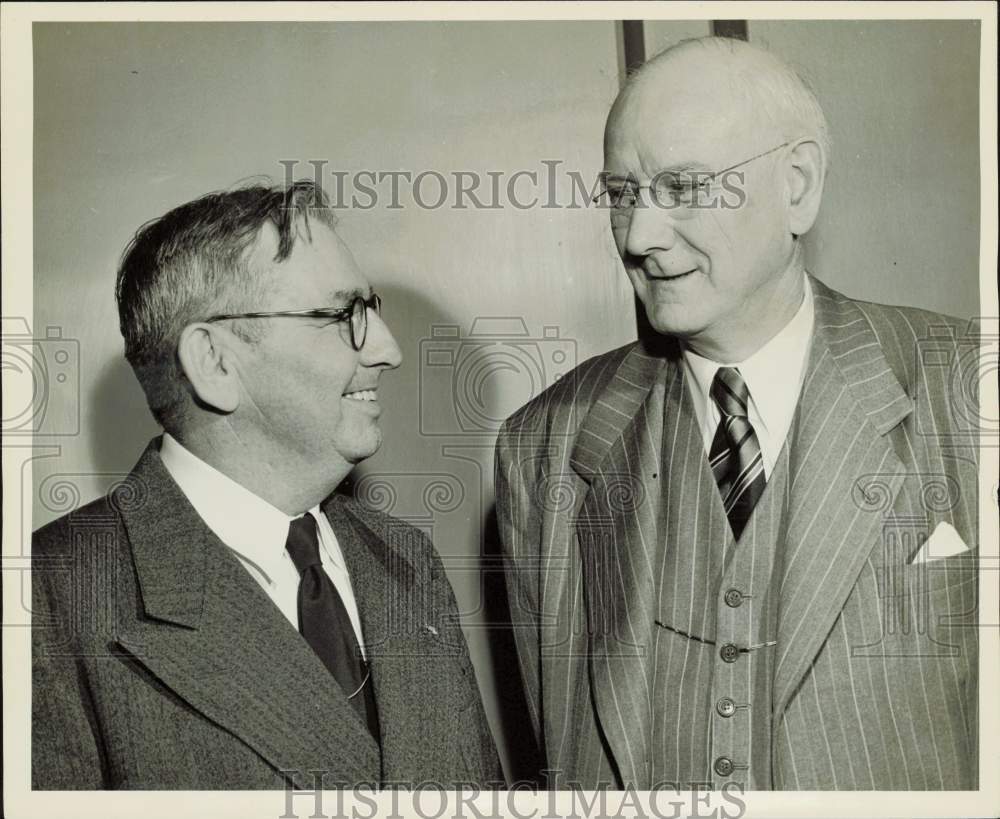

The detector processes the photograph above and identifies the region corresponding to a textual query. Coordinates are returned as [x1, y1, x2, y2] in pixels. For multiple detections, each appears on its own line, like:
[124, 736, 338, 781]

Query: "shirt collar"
[160, 433, 318, 586]
[737, 277, 814, 437]
[682, 275, 815, 437]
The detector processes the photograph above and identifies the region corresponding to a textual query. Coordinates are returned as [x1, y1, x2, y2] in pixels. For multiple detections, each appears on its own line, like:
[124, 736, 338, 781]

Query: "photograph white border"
[3, 3, 997, 818]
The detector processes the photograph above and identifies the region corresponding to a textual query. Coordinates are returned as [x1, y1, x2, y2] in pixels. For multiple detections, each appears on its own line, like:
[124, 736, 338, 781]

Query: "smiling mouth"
[343, 389, 378, 402]
[646, 268, 697, 281]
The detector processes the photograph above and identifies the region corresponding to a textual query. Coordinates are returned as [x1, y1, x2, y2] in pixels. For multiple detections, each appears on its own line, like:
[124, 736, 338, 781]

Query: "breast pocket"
[876, 550, 978, 658]
[904, 549, 978, 593]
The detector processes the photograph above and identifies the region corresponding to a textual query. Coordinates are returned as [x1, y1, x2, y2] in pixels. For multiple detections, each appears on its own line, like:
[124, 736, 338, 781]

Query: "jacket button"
[716, 697, 736, 717]
[720, 643, 739, 663]
[714, 756, 734, 777]
[724, 588, 743, 608]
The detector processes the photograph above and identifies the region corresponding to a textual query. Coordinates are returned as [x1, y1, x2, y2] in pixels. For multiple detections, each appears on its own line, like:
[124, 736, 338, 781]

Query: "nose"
[618, 189, 678, 259]
[361, 309, 402, 369]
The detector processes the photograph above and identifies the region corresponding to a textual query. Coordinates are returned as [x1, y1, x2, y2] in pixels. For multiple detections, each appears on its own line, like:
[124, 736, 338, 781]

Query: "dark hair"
[115, 179, 337, 430]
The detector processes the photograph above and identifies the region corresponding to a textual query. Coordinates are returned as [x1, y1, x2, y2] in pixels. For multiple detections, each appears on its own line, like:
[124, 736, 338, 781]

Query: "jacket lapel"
[324, 495, 470, 784]
[569, 340, 675, 786]
[114, 443, 379, 790]
[772, 277, 914, 718]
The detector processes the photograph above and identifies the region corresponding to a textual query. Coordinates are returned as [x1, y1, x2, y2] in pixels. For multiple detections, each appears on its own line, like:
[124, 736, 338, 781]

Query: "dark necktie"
[284, 513, 380, 740]
[708, 367, 767, 540]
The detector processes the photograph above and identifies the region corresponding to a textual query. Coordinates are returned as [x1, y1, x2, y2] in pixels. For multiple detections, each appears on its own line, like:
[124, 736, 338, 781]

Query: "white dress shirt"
[682, 276, 815, 479]
[159, 433, 366, 657]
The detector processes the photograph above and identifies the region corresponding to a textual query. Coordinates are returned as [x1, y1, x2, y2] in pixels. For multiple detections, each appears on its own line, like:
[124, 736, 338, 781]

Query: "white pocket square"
[910, 521, 970, 564]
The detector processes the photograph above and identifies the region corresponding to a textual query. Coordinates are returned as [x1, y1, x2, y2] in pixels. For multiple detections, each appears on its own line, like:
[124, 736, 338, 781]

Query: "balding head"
[609, 37, 830, 168]
[601, 36, 829, 361]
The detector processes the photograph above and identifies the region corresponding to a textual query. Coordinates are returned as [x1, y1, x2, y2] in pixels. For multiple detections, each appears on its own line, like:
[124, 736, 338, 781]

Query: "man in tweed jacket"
[32, 181, 502, 789]
[496, 37, 979, 790]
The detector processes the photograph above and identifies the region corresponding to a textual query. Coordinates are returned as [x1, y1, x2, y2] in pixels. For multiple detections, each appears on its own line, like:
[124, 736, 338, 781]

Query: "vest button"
[714, 756, 734, 777]
[724, 588, 743, 608]
[716, 697, 736, 717]
[720, 643, 739, 663]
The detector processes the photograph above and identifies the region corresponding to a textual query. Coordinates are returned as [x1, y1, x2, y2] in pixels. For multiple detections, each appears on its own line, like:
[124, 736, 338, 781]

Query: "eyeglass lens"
[349, 297, 367, 351]
[349, 295, 382, 351]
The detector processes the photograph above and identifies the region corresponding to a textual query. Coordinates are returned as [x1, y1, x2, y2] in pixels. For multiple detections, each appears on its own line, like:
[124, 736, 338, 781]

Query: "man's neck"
[169, 424, 348, 516]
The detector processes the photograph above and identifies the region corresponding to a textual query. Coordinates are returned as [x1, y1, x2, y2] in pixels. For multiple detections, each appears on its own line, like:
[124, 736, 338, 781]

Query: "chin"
[340, 429, 383, 464]
[643, 303, 705, 338]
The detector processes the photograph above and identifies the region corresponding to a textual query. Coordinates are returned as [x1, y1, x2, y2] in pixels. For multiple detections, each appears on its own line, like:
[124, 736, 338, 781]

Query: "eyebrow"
[327, 286, 373, 304]
[660, 161, 713, 173]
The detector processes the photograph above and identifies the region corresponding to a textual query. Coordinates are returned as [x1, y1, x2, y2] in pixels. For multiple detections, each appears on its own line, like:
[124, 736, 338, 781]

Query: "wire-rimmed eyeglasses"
[594, 141, 791, 215]
[206, 293, 382, 352]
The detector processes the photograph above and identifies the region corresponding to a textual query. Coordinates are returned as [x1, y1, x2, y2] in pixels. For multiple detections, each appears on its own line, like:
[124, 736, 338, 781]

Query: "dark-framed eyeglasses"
[206, 293, 382, 352]
[594, 141, 791, 215]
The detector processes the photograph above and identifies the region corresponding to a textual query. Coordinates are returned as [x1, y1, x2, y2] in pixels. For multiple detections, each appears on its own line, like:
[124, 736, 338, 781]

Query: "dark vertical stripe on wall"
[712, 20, 749, 40]
[621, 20, 646, 73]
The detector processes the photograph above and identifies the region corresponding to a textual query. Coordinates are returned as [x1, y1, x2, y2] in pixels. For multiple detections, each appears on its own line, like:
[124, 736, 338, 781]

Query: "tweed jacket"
[495, 276, 979, 790]
[32, 441, 503, 790]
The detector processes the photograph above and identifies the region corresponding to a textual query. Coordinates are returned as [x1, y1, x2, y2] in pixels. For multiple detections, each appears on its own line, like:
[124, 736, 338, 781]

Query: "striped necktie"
[708, 367, 766, 540]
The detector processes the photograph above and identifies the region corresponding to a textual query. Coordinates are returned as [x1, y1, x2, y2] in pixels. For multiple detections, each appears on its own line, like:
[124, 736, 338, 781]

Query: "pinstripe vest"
[650, 373, 792, 790]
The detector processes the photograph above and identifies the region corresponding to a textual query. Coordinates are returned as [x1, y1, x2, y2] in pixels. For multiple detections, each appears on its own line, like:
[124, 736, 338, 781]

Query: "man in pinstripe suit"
[496, 37, 979, 790]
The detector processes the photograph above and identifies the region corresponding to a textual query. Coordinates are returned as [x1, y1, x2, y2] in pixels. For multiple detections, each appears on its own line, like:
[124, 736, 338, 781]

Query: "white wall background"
[753, 20, 981, 318]
[26, 19, 981, 777]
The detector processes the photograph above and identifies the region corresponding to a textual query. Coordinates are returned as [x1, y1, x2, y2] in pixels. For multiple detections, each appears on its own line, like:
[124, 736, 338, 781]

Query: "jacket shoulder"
[863, 302, 974, 395]
[817, 283, 976, 395]
[32, 494, 129, 653]
[500, 341, 638, 439]
[332, 492, 444, 579]
[32, 494, 122, 556]
[847, 295, 969, 341]
[337, 492, 423, 539]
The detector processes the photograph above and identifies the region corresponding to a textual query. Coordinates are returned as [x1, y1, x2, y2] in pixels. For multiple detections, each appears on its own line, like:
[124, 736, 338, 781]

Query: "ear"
[176, 323, 241, 414]
[785, 138, 825, 236]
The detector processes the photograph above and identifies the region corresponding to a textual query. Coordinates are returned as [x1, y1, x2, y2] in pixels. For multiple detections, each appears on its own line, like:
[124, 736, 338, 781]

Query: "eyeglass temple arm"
[207, 307, 353, 322]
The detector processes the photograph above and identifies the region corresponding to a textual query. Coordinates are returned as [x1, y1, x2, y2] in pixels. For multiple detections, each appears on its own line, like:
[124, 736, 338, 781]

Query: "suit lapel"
[570, 341, 674, 786]
[772, 277, 914, 718]
[324, 495, 466, 783]
[114, 444, 379, 790]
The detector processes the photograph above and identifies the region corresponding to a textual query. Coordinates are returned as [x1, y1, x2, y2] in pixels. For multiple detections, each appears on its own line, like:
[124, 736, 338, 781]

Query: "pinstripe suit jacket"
[495, 276, 979, 789]
[32, 441, 502, 789]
